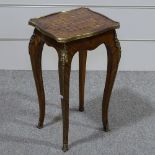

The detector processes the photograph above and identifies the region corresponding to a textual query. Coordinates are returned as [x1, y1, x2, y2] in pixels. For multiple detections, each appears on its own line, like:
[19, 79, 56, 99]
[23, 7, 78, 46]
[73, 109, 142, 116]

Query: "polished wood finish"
[29, 29, 45, 129]
[28, 7, 121, 152]
[58, 48, 74, 151]
[79, 51, 87, 112]
[29, 7, 119, 43]
[102, 31, 121, 132]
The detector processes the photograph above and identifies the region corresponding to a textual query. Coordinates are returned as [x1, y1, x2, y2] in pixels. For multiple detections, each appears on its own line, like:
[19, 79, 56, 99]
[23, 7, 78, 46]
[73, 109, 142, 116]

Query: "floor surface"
[0, 70, 155, 155]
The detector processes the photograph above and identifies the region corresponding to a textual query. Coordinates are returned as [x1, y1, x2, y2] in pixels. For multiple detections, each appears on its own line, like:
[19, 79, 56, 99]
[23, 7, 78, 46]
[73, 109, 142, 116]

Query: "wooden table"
[28, 7, 121, 152]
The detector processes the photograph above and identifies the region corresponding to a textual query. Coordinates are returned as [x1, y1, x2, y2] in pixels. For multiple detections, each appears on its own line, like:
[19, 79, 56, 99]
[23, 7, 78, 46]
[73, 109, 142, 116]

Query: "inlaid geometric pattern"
[29, 7, 120, 43]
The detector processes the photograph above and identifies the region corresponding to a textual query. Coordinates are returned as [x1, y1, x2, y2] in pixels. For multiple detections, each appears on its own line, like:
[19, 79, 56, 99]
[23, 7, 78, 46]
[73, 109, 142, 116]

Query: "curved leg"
[102, 30, 121, 132]
[79, 51, 87, 112]
[58, 47, 74, 152]
[29, 29, 45, 129]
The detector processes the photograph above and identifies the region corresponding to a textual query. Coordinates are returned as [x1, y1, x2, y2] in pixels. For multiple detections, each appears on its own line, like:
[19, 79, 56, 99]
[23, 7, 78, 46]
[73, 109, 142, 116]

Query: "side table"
[28, 7, 121, 152]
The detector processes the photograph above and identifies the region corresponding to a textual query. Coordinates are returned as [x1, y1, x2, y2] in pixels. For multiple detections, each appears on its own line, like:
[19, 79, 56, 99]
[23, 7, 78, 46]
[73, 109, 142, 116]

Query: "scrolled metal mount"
[60, 44, 68, 64]
[114, 31, 121, 53]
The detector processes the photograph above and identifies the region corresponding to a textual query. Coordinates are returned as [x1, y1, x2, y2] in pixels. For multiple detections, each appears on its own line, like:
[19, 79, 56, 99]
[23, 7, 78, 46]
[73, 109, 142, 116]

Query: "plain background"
[0, 0, 155, 71]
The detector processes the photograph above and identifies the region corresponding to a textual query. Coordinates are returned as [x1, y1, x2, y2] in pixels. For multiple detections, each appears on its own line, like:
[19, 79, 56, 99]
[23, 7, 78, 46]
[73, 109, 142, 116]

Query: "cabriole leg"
[29, 29, 45, 129]
[102, 30, 121, 131]
[58, 47, 73, 152]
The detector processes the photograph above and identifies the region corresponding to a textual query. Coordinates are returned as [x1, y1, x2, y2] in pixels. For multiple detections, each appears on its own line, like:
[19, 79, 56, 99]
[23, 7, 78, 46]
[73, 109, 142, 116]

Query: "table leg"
[102, 30, 121, 131]
[29, 29, 45, 129]
[58, 47, 73, 152]
[79, 51, 87, 112]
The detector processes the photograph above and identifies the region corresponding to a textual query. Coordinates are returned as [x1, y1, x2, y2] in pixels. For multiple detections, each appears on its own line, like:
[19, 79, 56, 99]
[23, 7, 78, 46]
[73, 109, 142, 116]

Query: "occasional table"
[28, 7, 121, 152]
